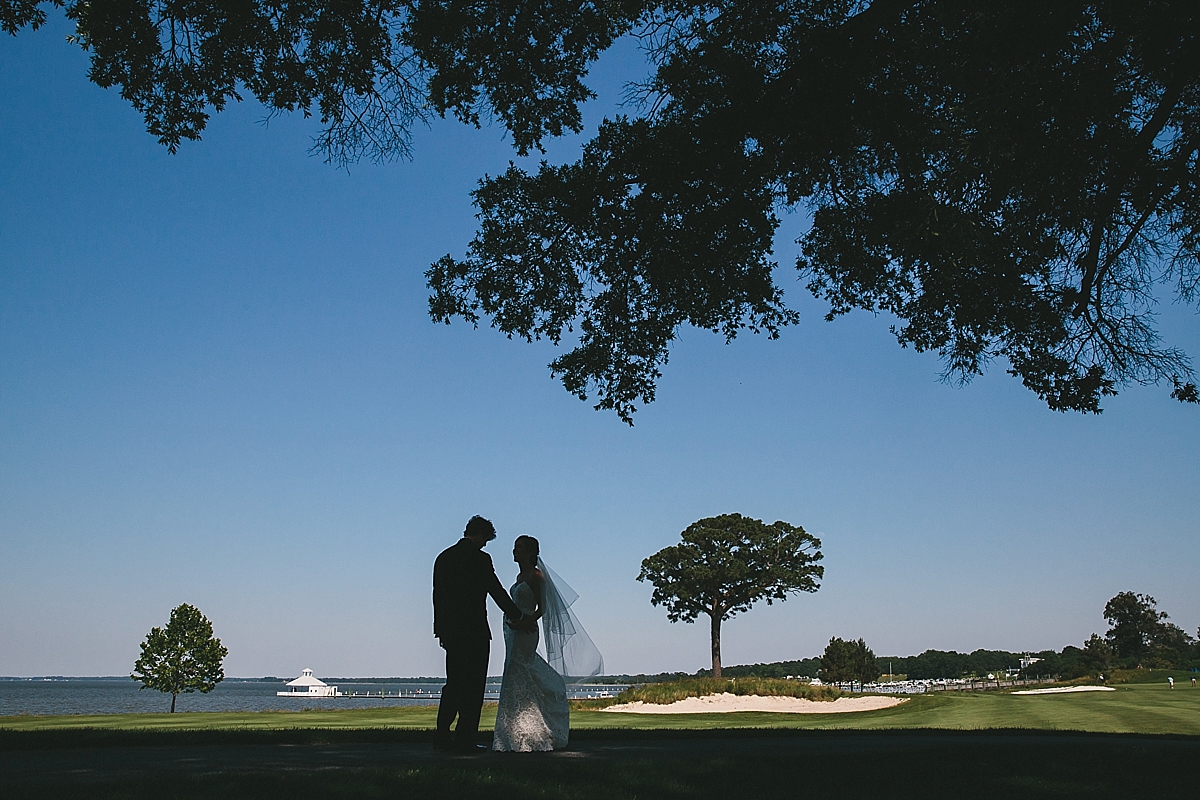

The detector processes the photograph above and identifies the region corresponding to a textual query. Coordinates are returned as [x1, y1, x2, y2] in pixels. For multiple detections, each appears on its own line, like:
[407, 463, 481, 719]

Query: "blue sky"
[2, 16, 1197, 678]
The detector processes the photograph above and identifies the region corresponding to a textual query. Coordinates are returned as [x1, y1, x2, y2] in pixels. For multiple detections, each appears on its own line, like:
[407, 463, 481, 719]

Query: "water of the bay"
[0, 678, 625, 716]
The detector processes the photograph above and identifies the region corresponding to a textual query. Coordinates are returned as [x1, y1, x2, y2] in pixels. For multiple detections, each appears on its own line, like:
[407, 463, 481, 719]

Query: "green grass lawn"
[2, 683, 1197, 744]
[587, 682, 1200, 735]
[3, 685, 1197, 799]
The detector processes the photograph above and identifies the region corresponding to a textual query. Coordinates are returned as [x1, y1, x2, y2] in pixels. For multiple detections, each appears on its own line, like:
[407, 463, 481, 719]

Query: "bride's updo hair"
[515, 534, 539, 556]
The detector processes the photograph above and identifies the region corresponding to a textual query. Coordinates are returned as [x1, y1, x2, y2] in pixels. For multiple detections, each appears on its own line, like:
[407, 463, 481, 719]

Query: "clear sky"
[2, 16, 1197, 679]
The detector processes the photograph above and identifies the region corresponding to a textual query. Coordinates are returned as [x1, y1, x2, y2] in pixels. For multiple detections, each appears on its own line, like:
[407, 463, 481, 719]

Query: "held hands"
[508, 613, 538, 633]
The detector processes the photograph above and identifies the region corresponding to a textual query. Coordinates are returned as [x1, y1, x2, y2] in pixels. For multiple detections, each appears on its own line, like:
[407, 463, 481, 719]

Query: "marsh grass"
[589, 677, 842, 708]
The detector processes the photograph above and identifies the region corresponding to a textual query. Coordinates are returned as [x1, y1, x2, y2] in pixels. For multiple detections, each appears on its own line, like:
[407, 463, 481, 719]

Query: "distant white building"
[277, 668, 342, 697]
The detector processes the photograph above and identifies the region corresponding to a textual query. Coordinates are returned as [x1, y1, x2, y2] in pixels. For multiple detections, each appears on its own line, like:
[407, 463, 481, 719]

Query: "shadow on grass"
[4, 731, 1196, 800]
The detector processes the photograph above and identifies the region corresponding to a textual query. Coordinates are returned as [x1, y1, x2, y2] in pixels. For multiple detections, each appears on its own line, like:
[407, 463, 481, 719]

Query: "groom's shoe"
[453, 741, 489, 753]
[432, 730, 457, 751]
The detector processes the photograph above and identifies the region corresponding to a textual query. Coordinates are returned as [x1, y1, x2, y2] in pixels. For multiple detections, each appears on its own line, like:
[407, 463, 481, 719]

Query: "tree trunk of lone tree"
[171, 693, 177, 713]
[710, 610, 722, 679]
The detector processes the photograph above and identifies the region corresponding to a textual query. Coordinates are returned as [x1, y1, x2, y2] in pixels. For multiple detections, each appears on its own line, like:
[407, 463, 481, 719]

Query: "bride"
[492, 535, 603, 752]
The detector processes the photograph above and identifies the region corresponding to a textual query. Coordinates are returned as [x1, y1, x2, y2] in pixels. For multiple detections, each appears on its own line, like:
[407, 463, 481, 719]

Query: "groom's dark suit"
[433, 537, 523, 746]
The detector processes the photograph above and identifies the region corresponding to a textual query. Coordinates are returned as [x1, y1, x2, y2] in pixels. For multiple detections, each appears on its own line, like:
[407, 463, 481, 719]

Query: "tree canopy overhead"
[6, 0, 639, 162]
[8, 1, 1200, 421]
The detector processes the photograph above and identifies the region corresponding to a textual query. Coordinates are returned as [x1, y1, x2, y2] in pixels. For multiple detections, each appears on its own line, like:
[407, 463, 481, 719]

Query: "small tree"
[1082, 634, 1113, 675]
[132, 604, 228, 712]
[818, 637, 856, 683]
[852, 639, 880, 685]
[1150, 622, 1196, 669]
[819, 637, 878, 686]
[1104, 592, 1167, 664]
[637, 513, 823, 678]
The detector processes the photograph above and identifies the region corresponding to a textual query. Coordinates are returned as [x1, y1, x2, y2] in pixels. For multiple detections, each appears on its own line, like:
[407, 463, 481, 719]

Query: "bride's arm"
[527, 570, 546, 622]
[509, 568, 545, 632]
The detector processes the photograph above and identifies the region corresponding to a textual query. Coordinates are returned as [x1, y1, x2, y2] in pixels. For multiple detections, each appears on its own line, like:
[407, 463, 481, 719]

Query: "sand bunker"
[602, 692, 907, 714]
[1010, 685, 1116, 695]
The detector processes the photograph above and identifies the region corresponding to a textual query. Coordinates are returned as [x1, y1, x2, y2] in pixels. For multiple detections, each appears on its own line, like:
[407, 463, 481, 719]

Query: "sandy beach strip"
[601, 692, 908, 714]
[1010, 685, 1116, 695]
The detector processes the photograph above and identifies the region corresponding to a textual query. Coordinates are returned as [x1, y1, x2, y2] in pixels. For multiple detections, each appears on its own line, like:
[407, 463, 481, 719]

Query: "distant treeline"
[595, 660, 823, 684]
[694, 650, 1024, 681]
[701, 659, 824, 680]
[594, 672, 696, 685]
[599, 592, 1199, 684]
[597, 650, 1032, 684]
[606, 645, 1197, 684]
[701, 646, 1191, 681]
[884, 649, 1023, 680]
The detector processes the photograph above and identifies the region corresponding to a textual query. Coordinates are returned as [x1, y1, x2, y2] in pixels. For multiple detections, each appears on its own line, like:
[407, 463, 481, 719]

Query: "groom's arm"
[486, 570, 524, 621]
[480, 552, 524, 621]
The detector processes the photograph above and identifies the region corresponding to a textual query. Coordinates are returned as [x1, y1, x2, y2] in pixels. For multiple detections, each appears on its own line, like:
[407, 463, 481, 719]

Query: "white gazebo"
[277, 668, 342, 697]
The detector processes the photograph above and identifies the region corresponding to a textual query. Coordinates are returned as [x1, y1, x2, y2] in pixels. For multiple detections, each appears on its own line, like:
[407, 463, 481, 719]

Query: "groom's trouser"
[437, 637, 490, 743]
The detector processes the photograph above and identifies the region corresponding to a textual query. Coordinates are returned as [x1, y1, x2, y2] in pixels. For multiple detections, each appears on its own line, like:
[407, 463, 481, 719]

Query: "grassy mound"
[1106, 669, 1198, 685]
[581, 677, 841, 708]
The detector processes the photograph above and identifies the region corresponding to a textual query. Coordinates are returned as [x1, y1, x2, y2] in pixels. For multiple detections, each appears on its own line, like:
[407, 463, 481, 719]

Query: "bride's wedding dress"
[493, 557, 604, 753]
[492, 579, 570, 752]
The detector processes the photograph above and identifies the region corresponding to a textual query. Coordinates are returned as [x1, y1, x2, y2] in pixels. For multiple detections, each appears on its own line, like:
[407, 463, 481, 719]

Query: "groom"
[432, 515, 527, 751]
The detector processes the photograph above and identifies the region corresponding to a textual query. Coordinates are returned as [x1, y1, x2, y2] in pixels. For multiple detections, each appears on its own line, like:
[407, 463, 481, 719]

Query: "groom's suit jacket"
[433, 538, 523, 643]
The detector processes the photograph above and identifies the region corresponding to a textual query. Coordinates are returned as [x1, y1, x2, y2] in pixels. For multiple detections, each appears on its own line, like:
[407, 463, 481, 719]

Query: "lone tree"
[1103, 591, 1195, 667]
[131, 604, 228, 713]
[637, 513, 822, 678]
[1103, 591, 1169, 664]
[819, 637, 879, 686]
[818, 637, 855, 683]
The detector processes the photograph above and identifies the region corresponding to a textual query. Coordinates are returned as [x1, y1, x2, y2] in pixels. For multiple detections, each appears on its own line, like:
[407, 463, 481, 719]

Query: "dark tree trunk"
[171, 693, 177, 713]
[710, 610, 722, 679]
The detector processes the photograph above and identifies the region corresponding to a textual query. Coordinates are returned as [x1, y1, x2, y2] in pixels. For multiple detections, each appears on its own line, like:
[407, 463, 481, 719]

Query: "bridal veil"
[537, 557, 604, 680]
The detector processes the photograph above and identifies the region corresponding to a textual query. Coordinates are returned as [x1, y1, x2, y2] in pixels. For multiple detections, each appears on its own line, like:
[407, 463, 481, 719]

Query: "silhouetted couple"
[432, 515, 602, 752]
